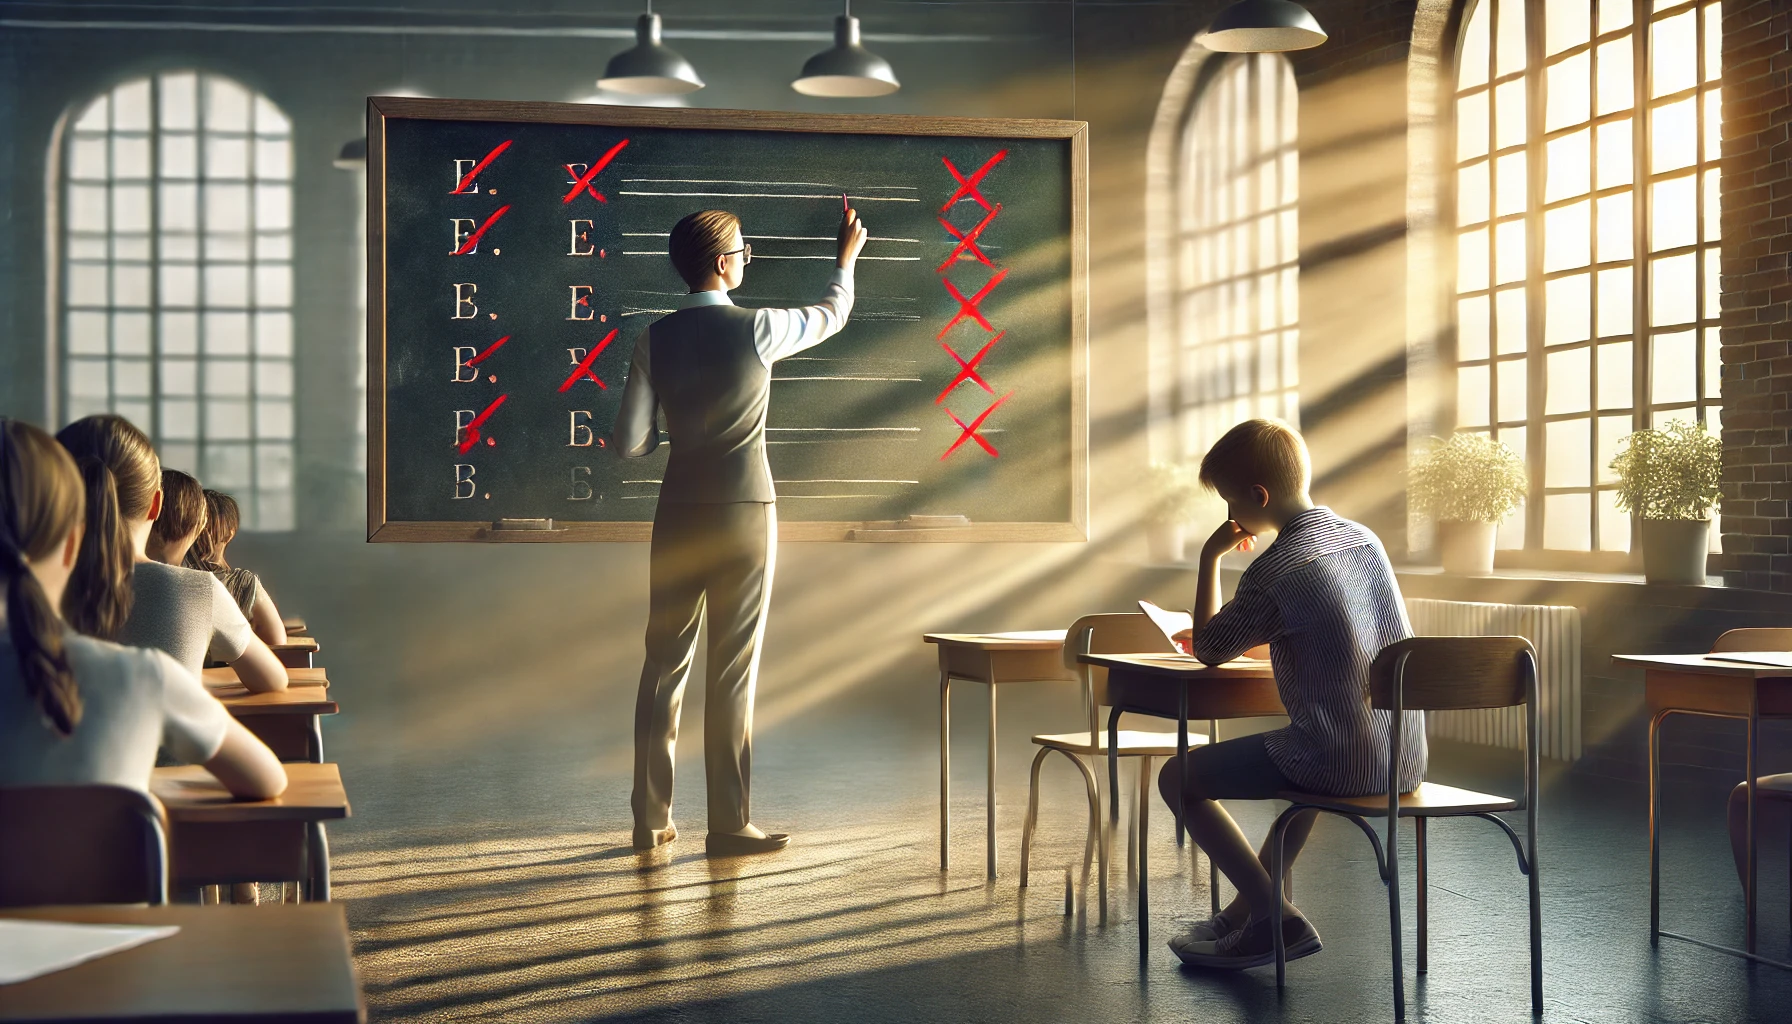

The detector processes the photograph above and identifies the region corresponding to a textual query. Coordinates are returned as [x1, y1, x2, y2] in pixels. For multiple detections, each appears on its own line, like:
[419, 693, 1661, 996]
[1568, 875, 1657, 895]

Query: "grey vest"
[649, 304, 775, 503]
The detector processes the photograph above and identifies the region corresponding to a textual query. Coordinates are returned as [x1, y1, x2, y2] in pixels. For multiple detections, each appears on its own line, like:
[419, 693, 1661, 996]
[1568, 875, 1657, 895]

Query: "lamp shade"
[599, 13, 705, 95]
[1197, 0, 1327, 53]
[793, 15, 900, 98]
[333, 135, 367, 170]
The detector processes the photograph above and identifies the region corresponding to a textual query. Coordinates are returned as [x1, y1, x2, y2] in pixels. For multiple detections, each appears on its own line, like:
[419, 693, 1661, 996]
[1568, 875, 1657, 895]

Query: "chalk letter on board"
[450, 218, 478, 255]
[454, 409, 475, 445]
[452, 159, 482, 194]
[569, 411, 595, 447]
[453, 464, 477, 499]
[567, 285, 595, 321]
[452, 347, 479, 382]
[452, 283, 479, 319]
[569, 467, 594, 501]
[568, 219, 596, 256]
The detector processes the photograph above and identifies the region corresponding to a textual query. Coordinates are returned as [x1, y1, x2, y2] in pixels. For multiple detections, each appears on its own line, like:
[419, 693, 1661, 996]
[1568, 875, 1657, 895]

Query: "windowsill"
[1392, 563, 1724, 588]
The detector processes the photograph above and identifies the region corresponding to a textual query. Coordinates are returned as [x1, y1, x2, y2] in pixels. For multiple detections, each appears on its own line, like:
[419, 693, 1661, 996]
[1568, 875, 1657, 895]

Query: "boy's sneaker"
[1166, 910, 1240, 956]
[1172, 913, 1322, 970]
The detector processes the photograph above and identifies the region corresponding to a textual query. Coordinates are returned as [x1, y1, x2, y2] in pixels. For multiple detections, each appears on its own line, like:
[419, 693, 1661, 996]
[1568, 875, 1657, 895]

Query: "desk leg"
[306, 822, 331, 902]
[1108, 708, 1121, 827]
[308, 716, 325, 764]
[1175, 709, 1187, 851]
[988, 681, 998, 881]
[1209, 718, 1221, 914]
[1138, 749, 1150, 961]
[1648, 710, 1664, 941]
[1746, 714, 1758, 955]
[940, 670, 951, 872]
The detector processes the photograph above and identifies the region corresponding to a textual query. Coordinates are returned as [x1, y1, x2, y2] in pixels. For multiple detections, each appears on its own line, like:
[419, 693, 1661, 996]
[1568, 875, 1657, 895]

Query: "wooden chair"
[0, 785, 170, 907]
[1709, 628, 1792, 922]
[1018, 613, 1210, 921]
[1266, 636, 1541, 1021]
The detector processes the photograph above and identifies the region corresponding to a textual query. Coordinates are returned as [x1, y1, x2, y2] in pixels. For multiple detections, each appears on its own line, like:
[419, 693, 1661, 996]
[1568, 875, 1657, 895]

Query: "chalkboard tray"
[366, 97, 1087, 542]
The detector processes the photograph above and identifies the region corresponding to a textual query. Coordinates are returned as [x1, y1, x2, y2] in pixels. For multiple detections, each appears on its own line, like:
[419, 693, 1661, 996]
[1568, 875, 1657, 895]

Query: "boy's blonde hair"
[1198, 418, 1311, 498]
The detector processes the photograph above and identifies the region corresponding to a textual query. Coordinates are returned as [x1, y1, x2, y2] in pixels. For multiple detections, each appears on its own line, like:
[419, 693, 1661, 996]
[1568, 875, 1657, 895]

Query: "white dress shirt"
[611, 268, 856, 457]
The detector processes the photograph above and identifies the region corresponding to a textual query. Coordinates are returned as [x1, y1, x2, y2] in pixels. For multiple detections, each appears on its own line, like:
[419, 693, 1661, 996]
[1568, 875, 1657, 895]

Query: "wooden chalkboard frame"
[367, 96, 1088, 543]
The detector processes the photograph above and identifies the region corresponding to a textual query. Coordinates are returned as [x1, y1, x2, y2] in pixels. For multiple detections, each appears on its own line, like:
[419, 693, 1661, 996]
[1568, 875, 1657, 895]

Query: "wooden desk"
[283, 615, 308, 637]
[923, 631, 1076, 878]
[203, 666, 328, 689]
[1613, 653, 1792, 968]
[212, 687, 338, 764]
[1080, 652, 1283, 957]
[269, 637, 320, 669]
[0, 903, 362, 1023]
[151, 763, 350, 901]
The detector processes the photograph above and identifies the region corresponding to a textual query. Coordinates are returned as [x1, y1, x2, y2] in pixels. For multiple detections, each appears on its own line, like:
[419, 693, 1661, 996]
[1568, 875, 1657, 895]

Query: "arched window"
[57, 72, 295, 530]
[1452, 0, 1721, 559]
[1153, 52, 1300, 466]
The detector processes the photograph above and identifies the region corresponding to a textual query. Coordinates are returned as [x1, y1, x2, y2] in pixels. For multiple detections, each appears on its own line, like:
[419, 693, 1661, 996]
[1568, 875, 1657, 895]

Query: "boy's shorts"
[1178, 733, 1293, 801]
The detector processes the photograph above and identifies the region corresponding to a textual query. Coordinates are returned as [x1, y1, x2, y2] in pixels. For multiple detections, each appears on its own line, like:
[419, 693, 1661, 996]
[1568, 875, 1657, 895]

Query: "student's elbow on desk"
[233, 640, 289, 693]
[206, 720, 289, 800]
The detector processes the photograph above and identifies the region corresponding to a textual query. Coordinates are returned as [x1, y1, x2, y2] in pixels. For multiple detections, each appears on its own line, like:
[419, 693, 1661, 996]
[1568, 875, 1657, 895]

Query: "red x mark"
[937, 268, 1009, 340]
[936, 204, 1002, 273]
[450, 204, 511, 256]
[941, 391, 1014, 460]
[562, 138, 631, 205]
[938, 331, 1004, 403]
[467, 335, 510, 367]
[451, 140, 513, 195]
[940, 150, 1008, 214]
[558, 328, 620, 392]
[457, 394, 508, 453]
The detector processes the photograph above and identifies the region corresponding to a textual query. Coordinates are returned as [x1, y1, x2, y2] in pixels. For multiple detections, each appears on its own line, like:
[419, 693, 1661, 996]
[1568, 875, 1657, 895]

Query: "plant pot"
[1640, 518, 1711, 585]
[1436, 520, 1497, 576]
[1145, 522, 1186, 564]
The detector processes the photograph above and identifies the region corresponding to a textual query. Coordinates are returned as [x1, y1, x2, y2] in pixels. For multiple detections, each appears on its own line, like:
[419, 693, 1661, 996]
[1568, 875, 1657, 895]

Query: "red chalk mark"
[451, 205, 511, 256]
[451, 140, 513, 194]
[487, 374, 497, 383]
[562, 138, 631, 205]
[942, 391, 1014, 460]
[938, 330, 1004, 403]
[486, 437, 495, 447]
[937, 268, 1009, 339]
[558, 328, 620, 392]
[940, 150, 1007, 214]
[467, 335, 510, 366]
[937, 203, 1002, 272]
[457, 394, 508, 453]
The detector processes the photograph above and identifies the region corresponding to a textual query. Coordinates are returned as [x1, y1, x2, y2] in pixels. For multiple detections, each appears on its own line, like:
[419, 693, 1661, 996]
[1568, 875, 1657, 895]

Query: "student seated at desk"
[54, 415, 287, 693]
[0, 418, 285, 798]
[1161, 418, 1419, 970]
[184, 488, 286, 646]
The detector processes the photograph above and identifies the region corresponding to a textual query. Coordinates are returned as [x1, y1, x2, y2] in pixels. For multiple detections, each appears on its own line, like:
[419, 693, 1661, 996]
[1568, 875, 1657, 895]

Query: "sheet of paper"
[1706, 652, 1792, 668]
[1137, 600, 1193, 649]
[0, 919, 179, 985]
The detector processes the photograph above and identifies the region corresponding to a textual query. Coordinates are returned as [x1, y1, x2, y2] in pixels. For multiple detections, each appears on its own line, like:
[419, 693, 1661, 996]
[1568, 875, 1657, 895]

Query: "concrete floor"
[326, 706, 1792, 1023]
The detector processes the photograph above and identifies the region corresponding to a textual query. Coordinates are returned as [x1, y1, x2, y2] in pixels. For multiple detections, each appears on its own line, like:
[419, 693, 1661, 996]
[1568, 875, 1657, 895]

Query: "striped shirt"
[1192, 507, 1424, 796]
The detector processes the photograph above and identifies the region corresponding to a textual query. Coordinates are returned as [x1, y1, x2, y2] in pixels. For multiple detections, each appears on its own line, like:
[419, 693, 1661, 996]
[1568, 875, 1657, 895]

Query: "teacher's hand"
[837, 207, 869, 269]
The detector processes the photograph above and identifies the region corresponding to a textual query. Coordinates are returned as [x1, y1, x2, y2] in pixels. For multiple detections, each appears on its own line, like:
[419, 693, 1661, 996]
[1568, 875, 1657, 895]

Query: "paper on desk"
[1706, 651, 1792, 668]
[0, 919, 179, 985]
[1137, 600, 1193, 649]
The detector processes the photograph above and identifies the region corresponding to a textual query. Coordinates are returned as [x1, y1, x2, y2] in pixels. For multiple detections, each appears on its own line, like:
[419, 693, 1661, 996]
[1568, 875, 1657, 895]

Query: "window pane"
[112, 265, 149, 308]
[1599, 489, 1630, 551]
[253, 95, 292, 138]
[1596, 37, 1634, 115]
[1459, 160, 1491, 224]
[112, 136, 149, 181]
[1546, 52, 1592, 132]
[203, 78, 251, 131]
[1495, 151, 1527, 216]
[112, 80, 150, 131]
[1652, 97, 1698, 173]
[206, 312, 250, 356]
[205, 265, 249, 308]
[254, 184, 291, 231]
[1496, 286, 1527, 354]
[1495, 219, 1526, 284]
[113, 312, 149, 356]
[1651, 175, 1697, 251]
[256, 312, 292, 357]
[1546, 418, 1592, 486]
[1704, 327, 1721, 400]
[1458, 90, 1490, 160]
[159, 72, 197, 130]
[159, 133, 196, 179]
[1596, 192, 1634, 263]
[161, 312, 198, 355]
[69, 185, 106, 232]
[1595, 118, 1634, 188]
[1459, 1, 1491, 89]
[255, 138, 291, 181]
[1598, 341, 1633, 409]
[161, 398, 198, 440]
[205, 184, 249, 233]
[1496, 0, 1527, 77]
[1702, 169, 1720, 242]
[1497, 425, 1527, 549]
[1497, 357, 1528, 422]
[68, 357, 110, 399]
[1545, 129, 1590, 202]
[1703, 248, 1721, 321]
[1459, 295, 1491, 360]
[1597, 267, 1633, 337]
[161, 356, 197, 396]
[1458, 364, 1491, 427]
[204, 441, 252, 488]
[1544, 201, 1591, 272]
[1546, 273, 1591, 345]
[204, 136, 249, 180]
[1545, 493, 1592, 550]
[1546, 0, 1591, 55]
[1651, 10, 1697, 98]
[159, 183, 196, 232]
[66, 312, 107, 354]
[1599, 0, 1633, 35]
[1652, 329, 1697, 404]
[1495, 78, 1528, 150]
[1546, 348, 1592, 414]
[113, 357, 150, 398]
[1458, 228, 1490, 292]
[1651, 253, 1697, 326]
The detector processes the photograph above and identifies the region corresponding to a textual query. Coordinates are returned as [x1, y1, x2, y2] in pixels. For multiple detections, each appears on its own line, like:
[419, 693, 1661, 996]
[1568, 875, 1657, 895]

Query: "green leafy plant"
[1610, 419, 1723, 520]
[1146, 462, 1203, 526]
[1408, 432, 1528, 523]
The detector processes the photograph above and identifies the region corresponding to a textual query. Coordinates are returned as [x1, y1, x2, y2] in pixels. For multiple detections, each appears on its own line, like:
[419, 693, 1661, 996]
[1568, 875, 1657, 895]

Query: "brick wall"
[1719, 0, 1792, 590]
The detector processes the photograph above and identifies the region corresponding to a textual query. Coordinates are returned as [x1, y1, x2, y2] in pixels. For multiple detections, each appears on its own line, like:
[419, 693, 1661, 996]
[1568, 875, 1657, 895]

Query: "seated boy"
[1161, 417, 1420, 969]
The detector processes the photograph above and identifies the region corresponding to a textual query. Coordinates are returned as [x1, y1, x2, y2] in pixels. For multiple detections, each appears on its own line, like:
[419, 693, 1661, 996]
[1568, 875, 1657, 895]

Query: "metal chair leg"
[1272, 814, 1289, 989]
[940, 671, 951, 872]
[1019, 746, 1050, 889]
[1082, 754, 1107, 926]
[1138, 753, 1151, 959]
[1416, 816, 1428, 976]
[1388, 815, 1405, 1022]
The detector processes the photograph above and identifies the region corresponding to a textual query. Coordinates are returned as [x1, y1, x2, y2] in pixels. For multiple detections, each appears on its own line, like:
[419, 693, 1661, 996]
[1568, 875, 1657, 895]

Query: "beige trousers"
[631, 501, 776, 835]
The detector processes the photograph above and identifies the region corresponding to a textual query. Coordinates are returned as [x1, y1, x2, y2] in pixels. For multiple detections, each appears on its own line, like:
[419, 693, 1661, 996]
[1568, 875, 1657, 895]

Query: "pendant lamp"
[1197, 0, 1327, 53]
[333, 136, 367, 170]
[793, 1, 900, 98]
[599, 2, 705, 96]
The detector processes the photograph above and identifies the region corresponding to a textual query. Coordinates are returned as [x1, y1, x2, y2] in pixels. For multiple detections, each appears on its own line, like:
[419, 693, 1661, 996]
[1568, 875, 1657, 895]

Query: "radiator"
[1404, 598, 1582, 761]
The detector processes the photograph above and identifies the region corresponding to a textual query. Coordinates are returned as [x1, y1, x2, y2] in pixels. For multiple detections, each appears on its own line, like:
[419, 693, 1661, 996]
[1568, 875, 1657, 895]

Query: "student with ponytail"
[0, 418, 285, 797]
[185, 488, 287, 646]
[55, 415, 287, 693]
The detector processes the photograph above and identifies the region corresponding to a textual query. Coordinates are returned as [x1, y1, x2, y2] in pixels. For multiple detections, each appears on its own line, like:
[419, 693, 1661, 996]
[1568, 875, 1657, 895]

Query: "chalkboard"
[366, 97, 1086, 542]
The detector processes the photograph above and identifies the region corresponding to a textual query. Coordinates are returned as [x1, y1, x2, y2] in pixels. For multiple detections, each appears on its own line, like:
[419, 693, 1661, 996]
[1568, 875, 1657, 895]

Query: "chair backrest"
[1369, 635, 1535, 712]
[0, 785, 169, 907]
[1062, 612, 1180, 732]
[1710, 628, 1792, 653]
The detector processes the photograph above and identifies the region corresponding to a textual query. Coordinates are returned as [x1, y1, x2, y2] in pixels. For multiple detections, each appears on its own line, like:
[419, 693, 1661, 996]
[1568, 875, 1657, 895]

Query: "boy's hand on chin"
[1201, 520, 1256, 561]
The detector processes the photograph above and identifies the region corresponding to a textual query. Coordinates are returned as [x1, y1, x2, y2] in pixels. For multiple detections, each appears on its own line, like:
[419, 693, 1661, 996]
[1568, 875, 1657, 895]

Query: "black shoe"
[1173, 913, 1322, 970]
[705, 830, 791, 857]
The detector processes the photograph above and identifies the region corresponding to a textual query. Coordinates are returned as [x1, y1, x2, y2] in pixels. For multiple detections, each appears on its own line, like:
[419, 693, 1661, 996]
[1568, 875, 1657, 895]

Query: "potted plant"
[1408, 432, 1528, 575]
[1610, 420, 1722, 585]
[1145, 461, 1202, 563]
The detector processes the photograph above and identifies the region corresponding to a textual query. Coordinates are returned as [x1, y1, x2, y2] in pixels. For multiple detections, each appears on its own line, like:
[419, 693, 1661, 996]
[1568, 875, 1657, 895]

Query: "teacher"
[613, 204, 869, 856]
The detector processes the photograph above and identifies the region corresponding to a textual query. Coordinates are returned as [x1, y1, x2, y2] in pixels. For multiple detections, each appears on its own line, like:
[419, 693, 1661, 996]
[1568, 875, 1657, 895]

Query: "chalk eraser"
[901, 514, 971, 528]
[493, 518, 555, 531]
